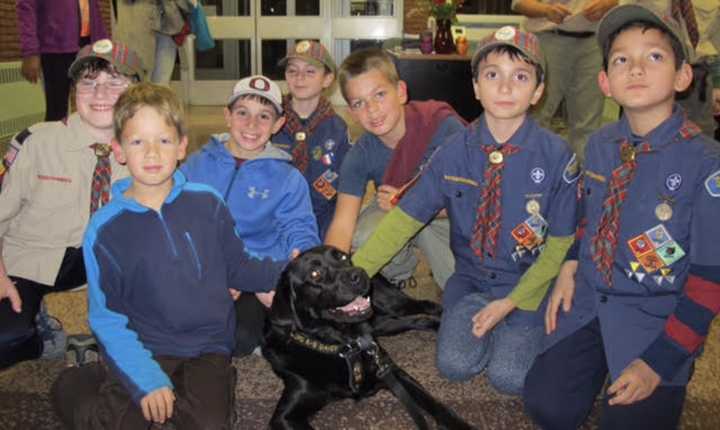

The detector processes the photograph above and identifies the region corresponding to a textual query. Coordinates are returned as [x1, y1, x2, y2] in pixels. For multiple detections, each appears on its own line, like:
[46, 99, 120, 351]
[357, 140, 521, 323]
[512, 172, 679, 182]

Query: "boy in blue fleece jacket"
[181, 75, 319, 357]
[51, 83, 286, 429]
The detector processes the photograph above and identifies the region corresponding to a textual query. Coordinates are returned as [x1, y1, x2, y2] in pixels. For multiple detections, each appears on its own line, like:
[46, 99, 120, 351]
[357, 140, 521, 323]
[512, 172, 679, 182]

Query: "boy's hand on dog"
[141, 387, 175, 423]
[376, 185, 400, 211]
[606, 359, 661, 406]
[545, 260, 577, 335]
[472, 298, 515, 338]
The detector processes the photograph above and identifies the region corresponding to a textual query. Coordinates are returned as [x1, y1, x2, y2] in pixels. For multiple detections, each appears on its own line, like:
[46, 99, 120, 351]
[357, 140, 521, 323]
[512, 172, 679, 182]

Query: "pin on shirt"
[488, 150, 503, 164]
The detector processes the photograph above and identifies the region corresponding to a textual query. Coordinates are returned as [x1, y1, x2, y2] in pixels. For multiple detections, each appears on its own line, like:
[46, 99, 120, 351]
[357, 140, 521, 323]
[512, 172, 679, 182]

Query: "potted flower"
[428, 0, 462, 54]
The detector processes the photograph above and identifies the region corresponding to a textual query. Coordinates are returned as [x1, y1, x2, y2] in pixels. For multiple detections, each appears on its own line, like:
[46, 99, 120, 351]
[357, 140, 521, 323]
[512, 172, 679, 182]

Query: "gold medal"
[655, 202, 673, 221]
[489, 150, 504, 164]
[94, 144, 111, 158]
[620, 145, 636, 163]
[526, 199, 540, 214]
[295, 132, 306, 141]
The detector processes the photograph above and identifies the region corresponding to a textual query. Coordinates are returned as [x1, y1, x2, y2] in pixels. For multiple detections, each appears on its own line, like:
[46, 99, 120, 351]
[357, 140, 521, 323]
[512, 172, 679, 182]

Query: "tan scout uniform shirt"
[0, 113, 128, 286]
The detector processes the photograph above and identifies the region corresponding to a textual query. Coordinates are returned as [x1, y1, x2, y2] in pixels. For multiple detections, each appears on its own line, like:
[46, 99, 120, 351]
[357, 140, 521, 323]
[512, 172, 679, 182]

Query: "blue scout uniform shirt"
[337, 116, 465, 198]
[274, 115, 350, 239]
[399, 115, 578, 315]
[548, 106, 720, 385]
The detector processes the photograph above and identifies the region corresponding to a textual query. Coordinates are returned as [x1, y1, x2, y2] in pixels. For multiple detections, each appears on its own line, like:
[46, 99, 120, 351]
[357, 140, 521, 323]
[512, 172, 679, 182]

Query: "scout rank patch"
[510, 210, 548, 261]
[313, 169, 338, 200]
[626, 224, 685, 285]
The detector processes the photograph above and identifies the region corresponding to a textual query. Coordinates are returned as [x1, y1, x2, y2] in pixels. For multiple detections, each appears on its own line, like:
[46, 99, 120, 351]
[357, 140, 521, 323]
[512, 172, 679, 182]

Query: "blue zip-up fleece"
[274, 114, 351, 239]
[84, 171, 286, 404]
[181, 134, 319, 261]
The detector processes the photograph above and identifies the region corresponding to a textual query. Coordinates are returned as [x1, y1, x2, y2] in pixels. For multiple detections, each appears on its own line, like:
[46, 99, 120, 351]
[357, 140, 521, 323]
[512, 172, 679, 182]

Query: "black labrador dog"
[262, 245, 476, 430]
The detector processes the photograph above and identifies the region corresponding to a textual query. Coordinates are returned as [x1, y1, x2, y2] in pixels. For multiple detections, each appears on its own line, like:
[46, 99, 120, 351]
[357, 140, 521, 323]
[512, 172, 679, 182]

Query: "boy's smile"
[75, 71, 132, 135]
[473, 51, 544, 131]
[345, 69, 408, 147]
[112, 106, 188, 198]
[598, 27, 692, 122]
[224, 98, 285, 158]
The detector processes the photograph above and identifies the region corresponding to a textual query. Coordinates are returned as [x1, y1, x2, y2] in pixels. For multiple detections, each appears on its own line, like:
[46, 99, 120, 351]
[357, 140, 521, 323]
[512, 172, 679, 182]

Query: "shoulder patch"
[14, 128, 32, 146]
[562, 153, 580, 184]
[705, 169, 720, 197]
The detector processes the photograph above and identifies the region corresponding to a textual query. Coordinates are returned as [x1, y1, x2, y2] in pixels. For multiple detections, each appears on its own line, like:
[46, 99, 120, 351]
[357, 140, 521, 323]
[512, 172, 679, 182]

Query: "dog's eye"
[309, 270, 322, 281]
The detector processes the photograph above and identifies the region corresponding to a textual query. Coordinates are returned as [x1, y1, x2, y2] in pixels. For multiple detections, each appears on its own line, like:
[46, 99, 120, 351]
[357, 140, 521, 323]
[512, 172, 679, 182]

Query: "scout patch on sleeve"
[562, 153, 580, 184]
[0, 128, 31, 188]
[705, 169, 720, 197]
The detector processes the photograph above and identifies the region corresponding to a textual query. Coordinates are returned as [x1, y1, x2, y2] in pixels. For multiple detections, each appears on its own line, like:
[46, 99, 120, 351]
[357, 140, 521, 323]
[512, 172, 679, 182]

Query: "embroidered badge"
[92, 39, 113, 54]
[530, 167, 545, 184]
[247, 186, 270, 199]
[511, 213, 548, 261]
[321, 169, 338, 183]
[313, 176, 337, 200]
[321, 152, 334, 166]
[626, 224, 685, 283]
[665, 173, 682, 191]
[494, 26, 516, 41]
[563, 154, 580, 184]
[312, 147, 323, 160]
[705, 169, 720, 197]
[296, 40, 311, 53]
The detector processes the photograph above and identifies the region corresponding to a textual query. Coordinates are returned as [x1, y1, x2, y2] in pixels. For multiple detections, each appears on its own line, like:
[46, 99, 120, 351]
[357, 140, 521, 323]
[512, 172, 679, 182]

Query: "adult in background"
[17, 0, 108, 121]
[513, 0, 617, 162]
[113, 0, 195, 86]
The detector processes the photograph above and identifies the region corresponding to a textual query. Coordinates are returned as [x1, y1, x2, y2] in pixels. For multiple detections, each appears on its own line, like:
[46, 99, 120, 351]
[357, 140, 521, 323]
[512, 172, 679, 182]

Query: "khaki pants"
[534, 32, 606, 162]
[352, 201, 455, 289]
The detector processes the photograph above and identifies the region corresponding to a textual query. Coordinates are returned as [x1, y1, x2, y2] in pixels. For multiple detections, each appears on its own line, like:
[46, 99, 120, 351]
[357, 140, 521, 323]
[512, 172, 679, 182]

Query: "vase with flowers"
[429, 0, 461, 54]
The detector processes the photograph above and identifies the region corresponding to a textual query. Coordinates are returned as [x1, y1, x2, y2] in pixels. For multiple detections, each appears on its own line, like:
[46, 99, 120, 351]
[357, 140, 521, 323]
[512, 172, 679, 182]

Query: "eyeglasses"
[75, 78, 130, 95]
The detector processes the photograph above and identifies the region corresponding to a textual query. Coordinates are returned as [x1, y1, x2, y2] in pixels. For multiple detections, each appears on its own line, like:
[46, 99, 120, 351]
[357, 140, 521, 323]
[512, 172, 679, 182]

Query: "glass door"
[178, 0, 403, 105]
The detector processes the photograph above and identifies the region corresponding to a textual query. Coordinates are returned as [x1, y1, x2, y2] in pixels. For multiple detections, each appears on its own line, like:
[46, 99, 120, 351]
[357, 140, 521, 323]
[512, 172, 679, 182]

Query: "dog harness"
[288, 331, 435, 429]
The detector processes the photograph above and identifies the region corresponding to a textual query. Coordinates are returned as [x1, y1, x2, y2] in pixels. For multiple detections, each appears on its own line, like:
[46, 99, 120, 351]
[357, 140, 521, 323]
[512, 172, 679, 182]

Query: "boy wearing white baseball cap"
[181, 75, 319, 356]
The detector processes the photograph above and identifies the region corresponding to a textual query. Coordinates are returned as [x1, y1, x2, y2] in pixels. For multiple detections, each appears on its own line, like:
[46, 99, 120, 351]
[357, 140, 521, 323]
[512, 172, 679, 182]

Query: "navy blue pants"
[0, 247, 85, 369]
[523, 318, 686, 430]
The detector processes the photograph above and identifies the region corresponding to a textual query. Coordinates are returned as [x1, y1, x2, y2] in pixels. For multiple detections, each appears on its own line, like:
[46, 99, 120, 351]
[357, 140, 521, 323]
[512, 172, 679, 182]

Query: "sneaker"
[65, 335, 99, 367]
[395, 276, 418, 290]
[35, 301, 67, 360]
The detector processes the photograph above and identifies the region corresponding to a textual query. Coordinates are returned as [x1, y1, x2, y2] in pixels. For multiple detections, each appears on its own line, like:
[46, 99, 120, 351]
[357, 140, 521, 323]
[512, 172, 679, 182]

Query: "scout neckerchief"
[672, 0, 699, 48]
[591, 119, 701, 287]
[282, 95, 335, 174]
[381, 100, 462, 188]
[471, 143, 520, 260]
[89, 143, 112, 215]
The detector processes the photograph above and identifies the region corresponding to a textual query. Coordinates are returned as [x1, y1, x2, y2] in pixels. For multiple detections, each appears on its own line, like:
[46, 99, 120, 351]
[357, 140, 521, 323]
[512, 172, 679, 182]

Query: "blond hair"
[113, 83, 186, 139]
[337, 48, 399, 102]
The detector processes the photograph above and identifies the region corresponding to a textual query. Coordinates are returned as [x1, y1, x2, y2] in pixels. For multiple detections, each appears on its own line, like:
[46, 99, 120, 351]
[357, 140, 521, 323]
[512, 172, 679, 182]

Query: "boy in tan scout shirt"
[0, 39, 141, 369]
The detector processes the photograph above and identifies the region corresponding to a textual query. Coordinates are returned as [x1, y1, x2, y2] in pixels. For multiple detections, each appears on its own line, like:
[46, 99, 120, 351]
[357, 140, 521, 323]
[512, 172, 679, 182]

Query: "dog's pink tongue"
[338, 296, 369, 312]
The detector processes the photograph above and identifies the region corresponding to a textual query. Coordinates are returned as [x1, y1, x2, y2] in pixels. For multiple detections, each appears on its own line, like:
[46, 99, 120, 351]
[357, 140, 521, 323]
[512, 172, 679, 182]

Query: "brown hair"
[113, 83, 186, 139]
[337, 48, 399, 102]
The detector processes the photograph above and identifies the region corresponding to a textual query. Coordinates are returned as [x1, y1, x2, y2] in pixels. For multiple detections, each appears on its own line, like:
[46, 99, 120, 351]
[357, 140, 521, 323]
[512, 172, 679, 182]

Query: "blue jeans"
[436, 292, 542, 395]
[150, 33, 178, 85]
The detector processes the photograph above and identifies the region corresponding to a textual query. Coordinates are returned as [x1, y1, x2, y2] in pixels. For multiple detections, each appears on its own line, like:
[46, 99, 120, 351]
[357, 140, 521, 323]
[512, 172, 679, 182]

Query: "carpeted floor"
[1, 267, 719, 429]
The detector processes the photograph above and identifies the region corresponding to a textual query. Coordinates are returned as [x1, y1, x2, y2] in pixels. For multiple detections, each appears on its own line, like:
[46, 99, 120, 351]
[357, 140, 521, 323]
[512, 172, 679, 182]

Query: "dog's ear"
[269, 269, 304, 331]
